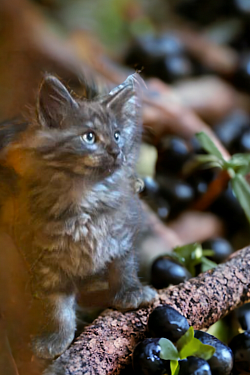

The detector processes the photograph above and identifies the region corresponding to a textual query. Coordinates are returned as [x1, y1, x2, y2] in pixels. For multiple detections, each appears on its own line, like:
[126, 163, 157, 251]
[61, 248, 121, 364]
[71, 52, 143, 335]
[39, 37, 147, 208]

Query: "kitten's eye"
[114, 131, 120, 142]
[82, 131, 96, 144]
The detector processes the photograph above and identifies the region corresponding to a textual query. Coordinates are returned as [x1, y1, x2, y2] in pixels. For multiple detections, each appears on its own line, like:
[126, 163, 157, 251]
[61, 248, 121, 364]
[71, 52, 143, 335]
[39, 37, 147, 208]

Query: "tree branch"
[54, 246, 250, 375]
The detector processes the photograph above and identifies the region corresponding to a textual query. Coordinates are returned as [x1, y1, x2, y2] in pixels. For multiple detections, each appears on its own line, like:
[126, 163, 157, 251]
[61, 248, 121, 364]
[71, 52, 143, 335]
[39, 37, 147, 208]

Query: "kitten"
[0, 73, 157, 360]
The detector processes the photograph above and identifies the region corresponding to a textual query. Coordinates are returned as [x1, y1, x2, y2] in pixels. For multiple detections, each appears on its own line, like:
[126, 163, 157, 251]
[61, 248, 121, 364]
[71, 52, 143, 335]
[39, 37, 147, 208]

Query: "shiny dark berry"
[151, 255, 192, 289]
[125, 33, 185, 66]
[132, 338, 170, 375]
[195, 331, 233, 375]
[141, 177, 170, 221]
[202, 237, 234, 264]
[136, 33, 185, 59]
[187, 175, 208, 198]
[148, 305, 189, 343]
[213, 110, 250, 153]
[234, 0, 250, 15]
[157, 54, 194, 83]
[234, 51, 250, 93]
[229, 331, 250, 373]
[210, 185, 247, 233]
[175, 0, 232, 25]
[156, 175, 194, 216]
[156, 136, 191, 175]
[236, 303, 250, 331]
[179, 356, 211, 375]
[142, 177, 161, 197]
[237, 129, 250, 153]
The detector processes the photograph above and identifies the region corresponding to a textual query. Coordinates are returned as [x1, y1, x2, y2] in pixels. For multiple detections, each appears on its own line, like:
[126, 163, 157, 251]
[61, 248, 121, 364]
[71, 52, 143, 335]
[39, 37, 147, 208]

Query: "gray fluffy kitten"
[0, 73, 156, 359]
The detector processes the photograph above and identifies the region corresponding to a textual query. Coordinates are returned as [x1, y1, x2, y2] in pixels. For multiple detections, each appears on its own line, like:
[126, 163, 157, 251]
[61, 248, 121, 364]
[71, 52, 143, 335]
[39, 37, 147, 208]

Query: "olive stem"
[191, 169, 231, 211]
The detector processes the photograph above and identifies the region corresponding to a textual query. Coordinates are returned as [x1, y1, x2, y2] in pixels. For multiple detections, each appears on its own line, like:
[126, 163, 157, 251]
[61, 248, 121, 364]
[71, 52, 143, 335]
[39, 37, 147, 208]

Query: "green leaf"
[196, 132, 224, 161]
[173, 243, 203, 276]
[159, 338, 180, 361]
[226, 154, 249, 168]
[202, 250, 215, 257]
[231, 174, 250, 224]
[224, 153, 250, 175]
[207, 320, 231, 343]
[176, 326, 194, 352]
[201, 256, 217, 272]
[179, 337, 215, 360]
[182, 155, 222, 176]
[170, 360, 179, 375]
[174, 243, 202, 262]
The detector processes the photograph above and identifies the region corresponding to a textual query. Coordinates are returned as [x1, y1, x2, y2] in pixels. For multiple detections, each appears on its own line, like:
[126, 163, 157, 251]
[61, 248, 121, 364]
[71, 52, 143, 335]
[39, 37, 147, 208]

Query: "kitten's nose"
[107, 147, 120, 160]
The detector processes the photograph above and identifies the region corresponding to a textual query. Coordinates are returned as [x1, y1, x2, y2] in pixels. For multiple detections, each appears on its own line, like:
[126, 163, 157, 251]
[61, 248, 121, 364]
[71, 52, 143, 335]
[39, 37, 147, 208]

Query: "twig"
[192, 169, 231, 211]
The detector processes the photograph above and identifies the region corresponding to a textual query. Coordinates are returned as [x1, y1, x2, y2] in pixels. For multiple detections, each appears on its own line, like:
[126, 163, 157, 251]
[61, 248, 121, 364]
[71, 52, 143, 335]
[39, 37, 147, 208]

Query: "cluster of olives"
[125, 0, 250, 92]
[125, 33, 195, 83]
[132, 305, 233, 375]
[141, 109, 250, 233]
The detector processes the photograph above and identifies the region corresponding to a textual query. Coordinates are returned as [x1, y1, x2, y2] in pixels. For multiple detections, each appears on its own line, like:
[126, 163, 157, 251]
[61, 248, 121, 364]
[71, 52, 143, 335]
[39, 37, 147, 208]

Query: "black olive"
[213, 110, 250, 153]
[151, 255, 192, 289]
[236, 303, 250, 331]
[156, 136, 191, 175]
[148, 305, 189, 343]
[141, 177, 170, 221]
[125, 33, 185, 65]
[210, 185, 247, 234]
[195, 331, 233, 375]
[156, 175, 195, 216]
[175, 0, 232, 26]
[234, 51, 250, 93]
[142, 177, 161, 197]
[187, 175, 208, 198]
[132, 338, 170, 375]
[229, 331, 250, 373]
[233, 0, 250, 15]
[201, 237, 234, 264]
[179, 356, 211, 375]
[237, 128, 250, 153]
[157, 55, 194, 83]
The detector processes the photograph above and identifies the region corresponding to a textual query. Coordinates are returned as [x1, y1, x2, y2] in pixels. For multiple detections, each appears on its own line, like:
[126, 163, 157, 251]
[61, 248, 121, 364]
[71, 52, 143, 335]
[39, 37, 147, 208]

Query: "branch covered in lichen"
[53, 246, 250, 375]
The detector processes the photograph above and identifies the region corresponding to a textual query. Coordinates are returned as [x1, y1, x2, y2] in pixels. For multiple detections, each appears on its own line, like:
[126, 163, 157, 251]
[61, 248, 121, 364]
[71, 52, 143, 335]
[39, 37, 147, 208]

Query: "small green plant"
[196, 131, 250, 224]
[171, 242, 217, 276]
[159, 327, 215, 375]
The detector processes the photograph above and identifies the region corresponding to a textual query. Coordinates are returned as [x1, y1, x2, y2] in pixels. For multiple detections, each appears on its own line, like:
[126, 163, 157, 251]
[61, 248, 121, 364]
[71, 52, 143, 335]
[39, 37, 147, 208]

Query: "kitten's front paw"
[113, 285, 157, 311]
[43, 363, 66, 375]
[32, 331, 74, 359]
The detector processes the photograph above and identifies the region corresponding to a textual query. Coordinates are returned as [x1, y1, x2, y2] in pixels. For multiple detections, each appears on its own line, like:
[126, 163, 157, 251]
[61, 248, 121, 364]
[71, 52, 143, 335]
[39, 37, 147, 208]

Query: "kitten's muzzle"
[108, 149, 120, 160]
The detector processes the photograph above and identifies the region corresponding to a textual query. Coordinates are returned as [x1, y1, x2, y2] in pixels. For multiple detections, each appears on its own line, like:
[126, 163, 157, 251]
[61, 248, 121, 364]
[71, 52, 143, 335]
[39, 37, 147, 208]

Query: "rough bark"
[54, 246, 250, 375]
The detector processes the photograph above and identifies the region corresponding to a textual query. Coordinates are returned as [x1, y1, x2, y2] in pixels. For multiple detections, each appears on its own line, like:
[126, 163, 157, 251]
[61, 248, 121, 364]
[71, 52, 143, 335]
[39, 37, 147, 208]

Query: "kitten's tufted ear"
[102, 73, 146, 162]
[37, 75, 78, 128]
[103, 73, 145, 121]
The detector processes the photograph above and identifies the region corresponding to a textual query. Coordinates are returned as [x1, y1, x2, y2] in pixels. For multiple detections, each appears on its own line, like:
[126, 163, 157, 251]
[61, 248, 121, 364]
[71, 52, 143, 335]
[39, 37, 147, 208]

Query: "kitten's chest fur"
[15, 171, 140, 281]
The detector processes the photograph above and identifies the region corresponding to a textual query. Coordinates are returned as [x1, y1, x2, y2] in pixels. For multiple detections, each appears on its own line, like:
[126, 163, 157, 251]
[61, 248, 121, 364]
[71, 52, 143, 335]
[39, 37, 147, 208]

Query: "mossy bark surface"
[55, 247, 250, 375]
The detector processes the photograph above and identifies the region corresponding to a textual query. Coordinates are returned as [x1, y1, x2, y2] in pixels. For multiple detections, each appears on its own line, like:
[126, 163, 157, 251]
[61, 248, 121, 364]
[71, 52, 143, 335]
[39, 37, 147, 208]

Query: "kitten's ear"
[103, 73, 146, 165]
[37, 75, 78, 128]
[103, 73, 145, 120]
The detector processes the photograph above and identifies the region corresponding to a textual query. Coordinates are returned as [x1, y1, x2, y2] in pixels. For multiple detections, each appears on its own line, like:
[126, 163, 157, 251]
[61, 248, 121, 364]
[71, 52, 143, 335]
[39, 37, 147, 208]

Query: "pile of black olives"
[132, 305, 233, 375]
[141, 123, 249, 231]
